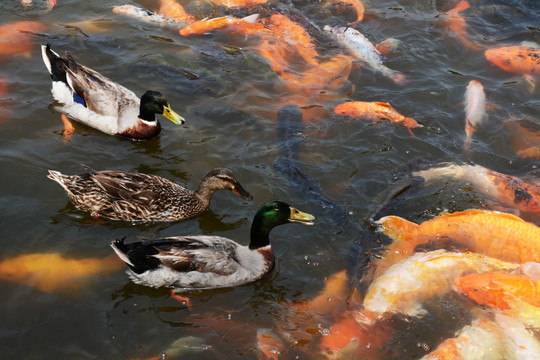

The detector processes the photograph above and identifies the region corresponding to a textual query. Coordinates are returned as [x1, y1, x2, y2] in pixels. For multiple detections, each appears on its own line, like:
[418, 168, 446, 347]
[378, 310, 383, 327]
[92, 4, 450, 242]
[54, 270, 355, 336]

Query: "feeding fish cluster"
[1, 0, 540, 359]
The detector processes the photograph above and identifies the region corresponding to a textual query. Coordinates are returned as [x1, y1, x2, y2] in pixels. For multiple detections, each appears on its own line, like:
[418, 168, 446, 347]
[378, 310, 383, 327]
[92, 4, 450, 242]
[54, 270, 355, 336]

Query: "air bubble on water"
[417, 342, 431, 352]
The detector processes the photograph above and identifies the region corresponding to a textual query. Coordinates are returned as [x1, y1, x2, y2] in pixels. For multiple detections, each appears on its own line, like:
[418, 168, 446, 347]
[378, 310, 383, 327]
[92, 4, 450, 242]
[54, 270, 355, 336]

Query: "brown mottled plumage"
[47, 165, 253, 222]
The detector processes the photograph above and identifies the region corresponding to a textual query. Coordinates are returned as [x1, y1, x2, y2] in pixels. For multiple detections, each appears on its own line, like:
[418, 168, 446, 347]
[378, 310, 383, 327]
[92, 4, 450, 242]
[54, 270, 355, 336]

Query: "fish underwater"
[0, 252, 123, 295]
[463, 79, 487, 151]
[504, 118, 540, 160]
[485, 46, 540, 91]
[438, 1, 484, 51]
[334, 101, 420, 135]
[411, 163, 540, 219]
[158, 0, 196, 23]
[112, 4, 182, 26]
[329, 0, 365, 27]
[0, 20, 45, 60]
[320, 250, 518, 359]
[376, 209, 540, 274]
[323, 25, 406, 85]
[179, 14, 260, 36]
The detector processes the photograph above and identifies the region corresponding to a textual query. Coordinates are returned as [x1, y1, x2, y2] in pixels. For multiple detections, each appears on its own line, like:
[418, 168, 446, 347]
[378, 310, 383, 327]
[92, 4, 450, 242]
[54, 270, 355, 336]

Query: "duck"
[110, 200, 315, 289]
[47, 165, 253, 221]
[41, 43, 185, 140]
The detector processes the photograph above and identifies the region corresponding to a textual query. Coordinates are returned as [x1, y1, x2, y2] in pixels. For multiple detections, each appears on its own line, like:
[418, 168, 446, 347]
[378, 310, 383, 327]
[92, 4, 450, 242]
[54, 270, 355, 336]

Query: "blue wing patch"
[73, 92, 87, 107]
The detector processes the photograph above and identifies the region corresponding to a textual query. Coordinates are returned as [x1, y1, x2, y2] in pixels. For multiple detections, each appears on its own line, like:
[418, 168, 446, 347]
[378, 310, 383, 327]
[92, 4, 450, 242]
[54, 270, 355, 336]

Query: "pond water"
[0, 0, 539, 359]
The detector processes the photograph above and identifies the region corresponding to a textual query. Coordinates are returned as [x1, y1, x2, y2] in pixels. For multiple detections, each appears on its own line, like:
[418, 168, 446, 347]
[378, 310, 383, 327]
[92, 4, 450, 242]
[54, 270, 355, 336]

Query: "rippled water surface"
[1, 0, 539, 359]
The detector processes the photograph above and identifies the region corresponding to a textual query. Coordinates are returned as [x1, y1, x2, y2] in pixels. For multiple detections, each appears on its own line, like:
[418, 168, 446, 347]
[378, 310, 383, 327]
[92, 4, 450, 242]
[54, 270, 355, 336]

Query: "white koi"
[323, 25, 405, 84]
[464, 79, 486, 150]
[112, 4, 180, 26]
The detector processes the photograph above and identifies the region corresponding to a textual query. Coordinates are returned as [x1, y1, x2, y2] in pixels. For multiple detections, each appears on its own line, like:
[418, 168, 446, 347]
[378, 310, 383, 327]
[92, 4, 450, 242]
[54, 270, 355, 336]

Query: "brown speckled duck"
[47, 165, 253, 222]
[110, 201, 315, 289]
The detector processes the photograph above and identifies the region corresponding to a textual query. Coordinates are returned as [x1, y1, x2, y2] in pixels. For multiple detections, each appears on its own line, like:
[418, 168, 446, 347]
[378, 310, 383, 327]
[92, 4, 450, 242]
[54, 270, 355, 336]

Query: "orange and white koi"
[438, 1, 484, 51]
[420, 318, 504, 360]
[463, 79, 487, 150]
[334, 101, 420, 135]
[158, 0, 195, 23]
[329, 0, 365, 26]
[323, 25, 406, 84]
[376, 209, 540, 274]
[0, 252, 123, 295]
[485, 46, 540, 91]
[0, 20, 45, 59]
[179, 14, 259, 36]
[412, 163, 540, 217]
[112, 4, 182, 26]
[361, 250, 518, 320]
[18, 0, 56, 12]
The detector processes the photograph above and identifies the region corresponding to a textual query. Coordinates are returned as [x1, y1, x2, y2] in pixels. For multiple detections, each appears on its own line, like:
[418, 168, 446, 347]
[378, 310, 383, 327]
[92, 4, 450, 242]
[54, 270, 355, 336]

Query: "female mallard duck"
[41, 43, 185, 139]
[110, 200, 315, 289]
[47, 165, 252, 221]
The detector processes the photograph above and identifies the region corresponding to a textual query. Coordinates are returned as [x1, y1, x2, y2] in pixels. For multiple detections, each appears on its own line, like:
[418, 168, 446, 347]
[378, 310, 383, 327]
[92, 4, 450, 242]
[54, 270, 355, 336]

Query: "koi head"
[454, 273, 511, 310]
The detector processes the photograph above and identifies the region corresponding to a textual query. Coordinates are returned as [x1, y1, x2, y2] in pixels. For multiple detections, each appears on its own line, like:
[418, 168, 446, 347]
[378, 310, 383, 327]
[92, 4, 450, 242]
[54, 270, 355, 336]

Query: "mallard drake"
[41, 43, 185, 139]
[47, 165, 252, 221]
[110, 200, 315, 289]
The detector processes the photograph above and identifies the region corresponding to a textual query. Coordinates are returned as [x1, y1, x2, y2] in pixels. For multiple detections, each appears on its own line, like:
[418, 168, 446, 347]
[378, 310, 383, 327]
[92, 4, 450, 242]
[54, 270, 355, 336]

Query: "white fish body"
[362, 250, 518, 318]
[323, 25, 405, 84]
[112, 4, 179, 26]
[464, 79, 487, 149]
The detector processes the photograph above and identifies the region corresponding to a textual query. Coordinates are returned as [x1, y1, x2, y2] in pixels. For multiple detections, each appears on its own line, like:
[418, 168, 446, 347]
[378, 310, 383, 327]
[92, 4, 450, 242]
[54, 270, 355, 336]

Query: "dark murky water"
[0, 0, 539, 359]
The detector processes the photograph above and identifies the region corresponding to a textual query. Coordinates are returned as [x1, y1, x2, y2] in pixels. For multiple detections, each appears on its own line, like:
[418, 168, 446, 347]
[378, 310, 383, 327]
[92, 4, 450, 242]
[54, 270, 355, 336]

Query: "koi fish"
[19, 0, 56, 12]
[362, 250, 518, 320]
[321, 250, 517, 359]
[329, 0, 365, 26]
[456, 272, 540, 310]
[179, 14, 259, 36]
[112, 5, 180, 26]
[257, 329, 284, 360]
[0, 21, 45, 60]
[494, 312, 540, 359]
[421, 318, 504, 360]
[323, 25, 406, 84]
[0, 253, 123, 295]
[158, 0, 195, 23]
[213, 0, 268, 8]
[375, 38, 400, 56]
[334, 101, 420, 135]
[463, 79, 487, 150]
[412, 163, 540, 217]
[485, 46, 540, 91]
[376, 209, 540, 276]
[504, 118, 540, 160]
[438, 1, 484, 51]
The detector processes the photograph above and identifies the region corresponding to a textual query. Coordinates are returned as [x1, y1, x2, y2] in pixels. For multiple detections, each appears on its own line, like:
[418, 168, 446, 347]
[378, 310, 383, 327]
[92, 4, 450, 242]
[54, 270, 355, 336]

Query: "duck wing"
[113, 236, 241, 276]
[62, 52, 139, 116]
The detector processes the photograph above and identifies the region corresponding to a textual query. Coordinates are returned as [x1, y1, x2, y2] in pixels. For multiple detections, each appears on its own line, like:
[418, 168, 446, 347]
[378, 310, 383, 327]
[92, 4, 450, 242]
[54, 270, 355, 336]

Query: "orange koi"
[485, 46, 540, 76]
[376, 209, 540, 274]
[463, 79, 487, 150]
[485, 46, 540, 91]
[330, 0, 365, 26]
[420, 318, 504, 360]
[412, 163, 540, 218]
[179, 14, 259, 36]
[456, 272, 540, 311]
[504, 118, 540, 160]
[257, 328, 284, 360]
[375, 38, 400, 56]
[158, 0, 195, 22]
[0, 21, 45, 60]
[438, 1, 484, 51]
[0, 253, 123, 295]
[214, 0, 268, 8]
[334, 101, 420, 135]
